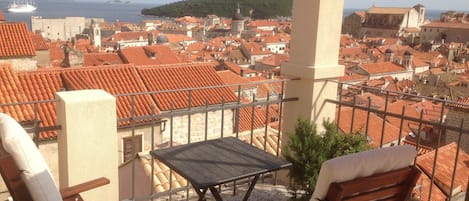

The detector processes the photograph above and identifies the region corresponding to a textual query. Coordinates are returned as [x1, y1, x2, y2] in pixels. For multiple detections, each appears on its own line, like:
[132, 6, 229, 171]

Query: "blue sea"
[0, 0, 160, 28]
[0, 0, 453, 29]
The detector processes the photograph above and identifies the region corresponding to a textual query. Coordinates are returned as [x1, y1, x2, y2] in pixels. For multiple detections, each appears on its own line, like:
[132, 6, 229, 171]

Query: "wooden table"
[151, 137, 291, 201]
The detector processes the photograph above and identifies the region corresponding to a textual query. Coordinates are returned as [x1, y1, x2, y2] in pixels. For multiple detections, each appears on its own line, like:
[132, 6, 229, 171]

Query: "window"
[122, 134, 143, 163]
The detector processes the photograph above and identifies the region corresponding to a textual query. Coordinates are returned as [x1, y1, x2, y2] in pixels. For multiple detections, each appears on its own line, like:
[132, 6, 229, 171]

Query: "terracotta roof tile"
[61, 65, 160, 125]
[29, 32, 49, 50]
[247, 76, 283, 100]
[137, 134, 281, 194]
[106, 30, 159, 42]
[48, 41, 66, 67]
[259, 54, 289, 67]
[236, 105, 279, 133]
[83, 53, 124, 66]
[221, 62, 256, 76]
[138, 155, 187, 193]
[241, 42, 272, 56]
[119, 45, 181, 66]
[416, 142, 469, 199]
[239, 134, 281, 156]
[0, 23, 36, 57]
[217, 70, 254, 92]
[0, 64, 34, 122]
[17, 70, 64, 140]
[337, 107, 404, 147]
[360, 62, 407, 74]
[137, 63, 238, 111]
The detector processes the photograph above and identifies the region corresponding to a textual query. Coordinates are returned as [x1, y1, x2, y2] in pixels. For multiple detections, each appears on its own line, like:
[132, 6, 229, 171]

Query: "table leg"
[209, 186, 224, 201]
[195, 188, 208, 201]
[242, 175, 260, 201]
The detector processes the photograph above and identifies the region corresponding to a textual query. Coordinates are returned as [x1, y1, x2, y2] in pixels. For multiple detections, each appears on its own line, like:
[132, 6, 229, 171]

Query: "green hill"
[141, 0, 292, 19]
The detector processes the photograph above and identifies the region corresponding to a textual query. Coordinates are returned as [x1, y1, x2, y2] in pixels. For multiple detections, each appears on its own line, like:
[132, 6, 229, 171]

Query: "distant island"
[141, 0, 292, 19]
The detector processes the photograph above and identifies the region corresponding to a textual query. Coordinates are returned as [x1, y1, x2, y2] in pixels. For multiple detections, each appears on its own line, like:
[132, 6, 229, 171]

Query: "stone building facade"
[420, 22, 469, 43]
[360, 5, 425, 38]
[31, 16, 86, 41]
[342, 11, 366, 38]
[161, 109, 235, 144]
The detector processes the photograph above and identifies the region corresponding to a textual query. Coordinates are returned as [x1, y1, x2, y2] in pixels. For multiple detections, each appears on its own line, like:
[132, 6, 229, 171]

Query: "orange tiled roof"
[337, 107, 404, 147]
[137, 134, 281, 194]
[360, 62, 407, 75]
[29, 32, 49, 51]
[246, 20, 279, 28]
[242, 42, 272, 56]
[0, 64, 34, 122]
[119, 45, 181, 66]
[0, 23, 36, 58]
[416, 142, 469, 199]
[48, 41, 65, 67]
[247, 76, 283, 100]
[217, 70, 254, 92]
[83, 53, 124, 66]
[17, 70, 64, 140]
[259, 54, 289, 67]
[137, 63, 238, 111]
[221, 62, 256, 76]
[237, 105, 279, 133]
[61, 65, 160, 124]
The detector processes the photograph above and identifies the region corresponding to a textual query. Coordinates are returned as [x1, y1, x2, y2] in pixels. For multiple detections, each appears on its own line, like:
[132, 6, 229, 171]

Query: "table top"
[151, 137, 291, 189]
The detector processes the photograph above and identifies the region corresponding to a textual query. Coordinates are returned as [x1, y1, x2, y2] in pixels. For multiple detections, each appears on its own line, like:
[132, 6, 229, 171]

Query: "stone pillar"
[281, 0, 344, 135]
[56, 90, 118, 201]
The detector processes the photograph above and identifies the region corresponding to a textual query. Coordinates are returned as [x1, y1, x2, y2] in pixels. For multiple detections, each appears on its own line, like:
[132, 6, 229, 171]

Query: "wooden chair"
[325, 166, 421, 201]
[311, 145, 421, 201]
[0, 113, 109, 201]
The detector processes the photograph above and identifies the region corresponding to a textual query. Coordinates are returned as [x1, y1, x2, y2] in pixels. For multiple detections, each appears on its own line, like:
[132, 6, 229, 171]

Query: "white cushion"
[0, 113, 62, 201]
[311, 145, 417, 200]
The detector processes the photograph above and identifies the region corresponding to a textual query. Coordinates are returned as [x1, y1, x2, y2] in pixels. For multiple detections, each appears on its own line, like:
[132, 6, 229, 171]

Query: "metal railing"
[0, 99, 61, 146]
[331, 80, 469, 201]
[2, 78, 467, 201]
[117, 79, 295, 201]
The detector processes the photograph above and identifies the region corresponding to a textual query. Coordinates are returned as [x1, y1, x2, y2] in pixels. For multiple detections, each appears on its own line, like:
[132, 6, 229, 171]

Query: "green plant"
[283, 118, 370, 200]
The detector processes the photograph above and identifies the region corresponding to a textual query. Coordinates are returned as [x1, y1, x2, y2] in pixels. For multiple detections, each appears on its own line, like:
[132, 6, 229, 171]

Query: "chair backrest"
[311, 145, 420, 201]
[0, 113, 62, 201]
[325, 166, 421, 201]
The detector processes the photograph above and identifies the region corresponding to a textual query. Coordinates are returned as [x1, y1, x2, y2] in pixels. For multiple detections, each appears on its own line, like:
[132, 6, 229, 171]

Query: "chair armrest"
[60, 177, 110, 199]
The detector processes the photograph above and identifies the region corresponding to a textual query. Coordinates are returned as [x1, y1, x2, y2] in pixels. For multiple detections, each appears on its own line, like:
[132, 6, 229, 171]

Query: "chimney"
[240, 68, 245, 77]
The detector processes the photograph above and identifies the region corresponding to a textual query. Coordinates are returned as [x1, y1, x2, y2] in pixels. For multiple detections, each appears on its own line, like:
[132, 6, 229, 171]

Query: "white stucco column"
[56, 90, 118, 201]
[281, 0, 344, 135]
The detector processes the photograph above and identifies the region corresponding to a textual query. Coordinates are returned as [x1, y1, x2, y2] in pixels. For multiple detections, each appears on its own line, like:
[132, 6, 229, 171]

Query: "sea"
[0, 0, 453, 29]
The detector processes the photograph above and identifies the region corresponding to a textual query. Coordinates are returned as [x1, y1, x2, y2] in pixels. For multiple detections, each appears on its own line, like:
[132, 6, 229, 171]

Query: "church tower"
[91, 20, 101, 49]
[231, 3, 245, 37]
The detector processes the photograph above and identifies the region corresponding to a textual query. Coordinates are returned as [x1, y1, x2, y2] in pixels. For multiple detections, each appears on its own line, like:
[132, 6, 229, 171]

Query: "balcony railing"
[1, 79, 468, 201]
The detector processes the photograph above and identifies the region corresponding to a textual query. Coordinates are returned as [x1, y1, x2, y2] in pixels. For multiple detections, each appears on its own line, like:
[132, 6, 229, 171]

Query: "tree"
[283, 118, 370, 201]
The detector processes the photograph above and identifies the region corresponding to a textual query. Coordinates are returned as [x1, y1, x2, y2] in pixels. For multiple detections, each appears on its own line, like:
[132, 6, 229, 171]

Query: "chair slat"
[326, 166, 421, 201]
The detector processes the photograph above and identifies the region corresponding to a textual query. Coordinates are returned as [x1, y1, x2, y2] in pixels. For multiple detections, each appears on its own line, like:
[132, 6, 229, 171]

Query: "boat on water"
[8, 0, 37, 13]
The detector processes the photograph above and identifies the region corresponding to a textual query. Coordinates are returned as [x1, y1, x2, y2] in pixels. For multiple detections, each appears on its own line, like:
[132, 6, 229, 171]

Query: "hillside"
[141, 0, 292, 19]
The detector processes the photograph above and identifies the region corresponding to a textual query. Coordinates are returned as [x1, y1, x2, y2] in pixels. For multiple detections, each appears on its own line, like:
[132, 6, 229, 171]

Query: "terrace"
[0, 0, 468, 201]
